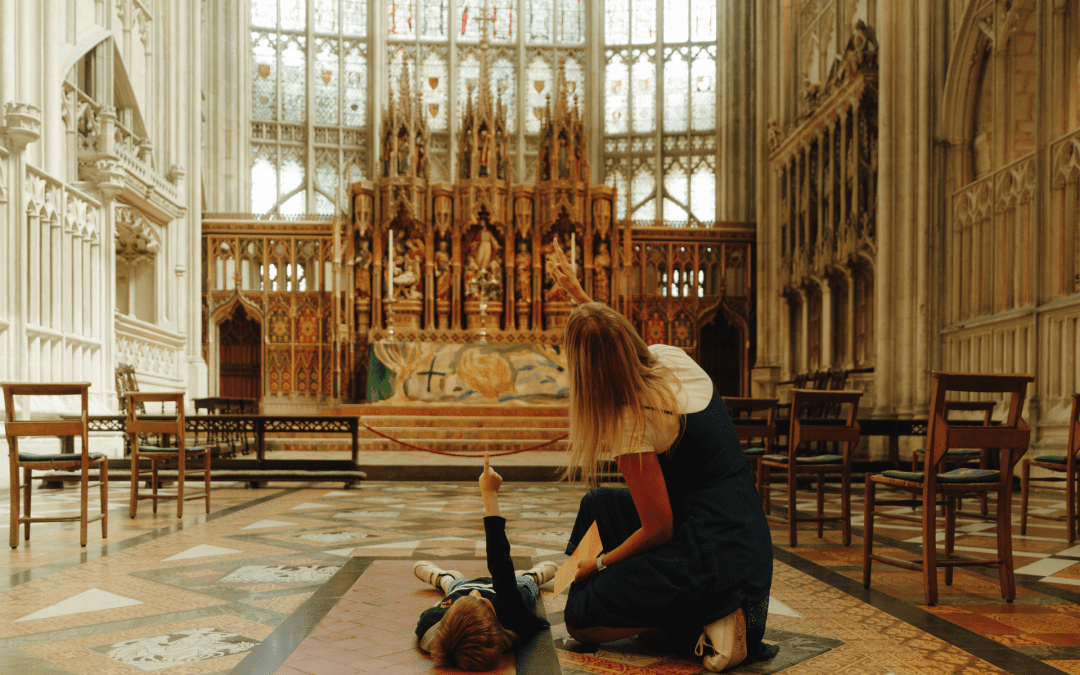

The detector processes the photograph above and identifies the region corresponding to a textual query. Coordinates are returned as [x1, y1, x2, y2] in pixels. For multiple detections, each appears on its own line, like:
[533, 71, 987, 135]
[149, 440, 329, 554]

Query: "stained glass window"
[250, 0, 369, 216]
[387, 0, 585, 183]
[603, 0, 718, 225]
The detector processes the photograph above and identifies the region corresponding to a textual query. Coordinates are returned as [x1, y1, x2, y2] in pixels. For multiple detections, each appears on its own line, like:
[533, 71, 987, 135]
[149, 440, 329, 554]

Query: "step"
[265, 438, 569, 453]
[356, 426, 568, 441]
[331, 404, 569, 417]
[358, 415, 569, 429]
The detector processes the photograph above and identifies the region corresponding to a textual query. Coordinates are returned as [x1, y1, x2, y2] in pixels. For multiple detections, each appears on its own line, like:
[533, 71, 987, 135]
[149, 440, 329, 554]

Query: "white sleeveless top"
[614, 344, 713, 456]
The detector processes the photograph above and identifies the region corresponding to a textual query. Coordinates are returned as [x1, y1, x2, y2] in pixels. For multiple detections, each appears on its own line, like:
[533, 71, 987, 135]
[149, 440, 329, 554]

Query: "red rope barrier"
[361, 423, 569, 458]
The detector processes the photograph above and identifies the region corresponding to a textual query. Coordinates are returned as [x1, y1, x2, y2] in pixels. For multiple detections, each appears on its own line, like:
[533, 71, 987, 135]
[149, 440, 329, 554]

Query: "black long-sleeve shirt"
[414, 516, 550, 649]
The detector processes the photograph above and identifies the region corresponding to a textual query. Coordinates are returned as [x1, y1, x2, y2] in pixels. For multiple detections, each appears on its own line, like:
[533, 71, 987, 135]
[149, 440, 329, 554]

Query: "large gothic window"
[385, 0, 585, 183]
[250, 0, 370, 216]
[602, 0, 718, 225]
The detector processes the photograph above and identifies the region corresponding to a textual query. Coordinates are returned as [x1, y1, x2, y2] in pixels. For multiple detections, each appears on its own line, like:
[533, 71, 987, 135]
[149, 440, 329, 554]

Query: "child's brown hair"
[430, 596, 503, 671]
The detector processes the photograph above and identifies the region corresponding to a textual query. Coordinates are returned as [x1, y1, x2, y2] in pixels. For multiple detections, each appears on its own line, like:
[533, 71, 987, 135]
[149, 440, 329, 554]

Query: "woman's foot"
[515, 560, 560, 586]
[695, 608, 747, 672]
[413, 561, 463, 593]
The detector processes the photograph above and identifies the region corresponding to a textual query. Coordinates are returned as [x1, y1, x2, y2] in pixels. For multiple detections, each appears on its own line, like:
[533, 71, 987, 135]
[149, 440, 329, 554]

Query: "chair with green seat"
[723, 397, 779, 503]
[1020, 393, 1079, 543]
[759, 389, 862, 547]
[911, 400, 996, 515]
[124, 393, 210, 518]
[2, 382, 108, 548]
[862, 372, 1034, 606]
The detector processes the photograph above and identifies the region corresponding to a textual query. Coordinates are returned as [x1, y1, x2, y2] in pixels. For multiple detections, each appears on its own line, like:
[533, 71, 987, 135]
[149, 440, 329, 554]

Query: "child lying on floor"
[413, 453, 557, 671]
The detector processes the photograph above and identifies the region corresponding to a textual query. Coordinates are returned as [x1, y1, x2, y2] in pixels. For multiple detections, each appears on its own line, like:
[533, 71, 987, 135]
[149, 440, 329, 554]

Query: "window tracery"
[603, 0, 718, 225]
[250, 0, 369, 216]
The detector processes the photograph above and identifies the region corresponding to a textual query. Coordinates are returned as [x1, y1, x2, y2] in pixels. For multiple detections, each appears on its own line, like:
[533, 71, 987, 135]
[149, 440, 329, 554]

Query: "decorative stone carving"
[3, 101, 42, 150]
[115, 206, 160, 262]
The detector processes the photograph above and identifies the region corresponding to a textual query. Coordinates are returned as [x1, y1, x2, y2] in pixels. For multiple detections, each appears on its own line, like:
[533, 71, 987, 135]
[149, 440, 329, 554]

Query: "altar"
[367, 340, 568, 404]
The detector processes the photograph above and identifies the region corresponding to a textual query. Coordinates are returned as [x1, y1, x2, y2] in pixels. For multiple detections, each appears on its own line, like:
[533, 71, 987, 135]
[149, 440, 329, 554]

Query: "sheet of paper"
[552, 521, 602, 597]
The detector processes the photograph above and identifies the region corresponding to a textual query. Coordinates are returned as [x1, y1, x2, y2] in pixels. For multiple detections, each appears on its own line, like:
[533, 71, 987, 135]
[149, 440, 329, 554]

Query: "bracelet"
[595, 554, 606, 572]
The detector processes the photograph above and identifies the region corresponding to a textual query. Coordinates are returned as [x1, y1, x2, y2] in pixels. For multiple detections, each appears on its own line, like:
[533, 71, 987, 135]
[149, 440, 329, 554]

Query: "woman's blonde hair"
[431, 596, 503, 671]
[561, 302, 683, 485]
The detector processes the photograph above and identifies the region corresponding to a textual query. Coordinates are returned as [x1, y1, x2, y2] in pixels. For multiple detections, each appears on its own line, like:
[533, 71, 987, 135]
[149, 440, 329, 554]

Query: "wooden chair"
[125, 393, 210, 518]
[1020, 393, 1080, 543]
[862, 372, 1034, 606]
[723, 397, 779, 502]
[911, 400, 996, 515]
[2, 382, 108, 548]
[759, 389, 862, 546]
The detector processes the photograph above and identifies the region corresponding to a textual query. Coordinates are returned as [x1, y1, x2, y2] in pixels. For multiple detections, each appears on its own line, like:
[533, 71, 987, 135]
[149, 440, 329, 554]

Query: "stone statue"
[495, 127, 506, 180]
[382, 132, 393, 177]
[478, 127, 491, 177]
[473, 223, 500, 273]
[766, 119, 781, 151]
[515, 241, 532, 302]
[488, 257, 504, 301]
[557, 136, 569, 178]
[542, 241, 566, 301]
[434, 240, 451, 300]
[397, 132, 409, 174]
[465, 255, 480, 300]
[593, 242, 612, 304]
[415, 130, 426, 178]
[353, 239, 372, 299]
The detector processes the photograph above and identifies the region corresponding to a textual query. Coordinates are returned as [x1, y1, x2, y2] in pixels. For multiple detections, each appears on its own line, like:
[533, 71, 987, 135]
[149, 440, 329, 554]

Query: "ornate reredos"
[379, 55, 431, 224]
[456, 11, 511, 189]
[537, 59, 587, 186]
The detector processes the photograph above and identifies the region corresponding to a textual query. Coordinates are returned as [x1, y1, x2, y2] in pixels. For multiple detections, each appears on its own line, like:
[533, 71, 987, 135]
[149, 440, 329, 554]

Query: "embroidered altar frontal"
[367, 340, 569, 404]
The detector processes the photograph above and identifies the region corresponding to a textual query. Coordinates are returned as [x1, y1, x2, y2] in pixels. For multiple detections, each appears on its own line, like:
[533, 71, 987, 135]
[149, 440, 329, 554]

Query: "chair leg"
[23, 467, 32, 541]
[788, 466, 798, 547]
[177, 449, 185, 519]
[204, 449, 211, 514]
[1020, 460, 1030, 536]
[129, 445, 140, 518]
[760, 463, 771, 515]
[816, 473, 825, 539]
[9, 454, 20, 549]
[979, 452, 989, 515]
[944, 495, 956, 587]
[998, 485, 1016, 603]
[80, 459, 89, 547]
[841, 462, 852, 546]
[922, 488, 939, 606]
[151, 458, 159, 514]
[101, 459, 109, 539]
[1070, 467, 1078, 544]
[862, 477, 875, 589]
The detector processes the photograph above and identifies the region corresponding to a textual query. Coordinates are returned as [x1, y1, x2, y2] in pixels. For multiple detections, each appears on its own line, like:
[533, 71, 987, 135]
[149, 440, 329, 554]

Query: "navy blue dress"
[564, 389, 777, 662]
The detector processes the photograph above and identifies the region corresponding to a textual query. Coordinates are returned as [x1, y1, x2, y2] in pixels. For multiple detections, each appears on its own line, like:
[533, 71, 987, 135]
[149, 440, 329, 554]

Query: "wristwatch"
[595, 554, 606, 572]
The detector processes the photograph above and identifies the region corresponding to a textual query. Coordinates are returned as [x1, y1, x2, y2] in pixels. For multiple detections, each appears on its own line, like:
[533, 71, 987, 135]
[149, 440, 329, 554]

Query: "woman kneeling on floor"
[549, 237, 780, 672]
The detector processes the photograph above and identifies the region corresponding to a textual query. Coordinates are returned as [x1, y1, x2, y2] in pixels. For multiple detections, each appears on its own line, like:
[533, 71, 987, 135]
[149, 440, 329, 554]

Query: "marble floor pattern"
[1, 479, 1079, 674]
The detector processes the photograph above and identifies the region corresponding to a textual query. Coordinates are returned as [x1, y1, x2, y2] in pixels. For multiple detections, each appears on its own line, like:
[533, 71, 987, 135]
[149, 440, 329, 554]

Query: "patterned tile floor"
[1, 476, 1079, 674]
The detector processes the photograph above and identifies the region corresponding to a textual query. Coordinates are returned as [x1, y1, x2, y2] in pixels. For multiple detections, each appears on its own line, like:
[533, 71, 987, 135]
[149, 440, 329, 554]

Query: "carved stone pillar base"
[465, 300, 502, 333]
[354, 298, 371, 332]
[393, 299, 423, 330]
[515, 299, 531, 331]
[544, 301, 571, 331]
[436, 300, 450, 330]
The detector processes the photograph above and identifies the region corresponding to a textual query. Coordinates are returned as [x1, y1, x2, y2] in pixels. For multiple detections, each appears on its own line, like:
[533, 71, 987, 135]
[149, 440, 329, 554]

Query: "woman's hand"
[574, 556, 601, 584]
[550, 236, 591, 305]
[479, 451, 502, 495]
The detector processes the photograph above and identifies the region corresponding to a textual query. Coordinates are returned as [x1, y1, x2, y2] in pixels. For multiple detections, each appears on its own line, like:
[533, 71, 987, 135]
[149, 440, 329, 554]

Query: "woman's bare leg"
[567, 625, 657, 644]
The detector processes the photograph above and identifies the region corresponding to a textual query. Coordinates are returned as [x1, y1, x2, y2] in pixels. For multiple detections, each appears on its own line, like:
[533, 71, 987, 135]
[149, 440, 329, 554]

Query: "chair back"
[724, 397, 778, 448]
[788, 389, 862, 448]
[124, 392, 186, 445]
[2, 382, 90, 442]
[925, 372, 1034, 475]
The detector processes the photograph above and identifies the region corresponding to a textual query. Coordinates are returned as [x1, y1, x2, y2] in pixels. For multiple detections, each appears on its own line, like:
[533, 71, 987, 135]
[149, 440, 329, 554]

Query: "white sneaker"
[413, 560, 463, 590]
[514, 561, 560, 586]
[695, 608, 747, 672]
